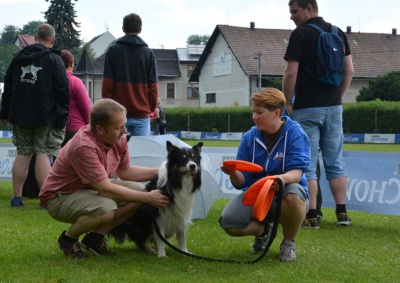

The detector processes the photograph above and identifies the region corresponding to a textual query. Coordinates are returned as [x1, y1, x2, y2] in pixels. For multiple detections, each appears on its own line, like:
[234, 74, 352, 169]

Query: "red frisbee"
[243, 176, 277, 221]
[223, 160, 263, 173]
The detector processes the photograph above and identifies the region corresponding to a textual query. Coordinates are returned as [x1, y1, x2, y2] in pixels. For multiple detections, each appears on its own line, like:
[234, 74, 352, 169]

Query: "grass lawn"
[1, 184, 399, 283]
[1, 139, 399, 282]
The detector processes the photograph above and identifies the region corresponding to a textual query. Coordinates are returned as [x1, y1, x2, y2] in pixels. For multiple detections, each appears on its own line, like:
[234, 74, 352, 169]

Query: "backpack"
[304, 24, 345, 86]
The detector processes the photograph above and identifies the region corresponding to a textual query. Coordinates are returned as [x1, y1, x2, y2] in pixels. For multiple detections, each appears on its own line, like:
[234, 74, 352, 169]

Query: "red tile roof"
[190, 24, 400, 82]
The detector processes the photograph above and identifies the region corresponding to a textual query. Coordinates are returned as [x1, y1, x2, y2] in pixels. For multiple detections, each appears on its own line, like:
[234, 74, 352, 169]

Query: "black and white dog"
[109, 141, 203, 258]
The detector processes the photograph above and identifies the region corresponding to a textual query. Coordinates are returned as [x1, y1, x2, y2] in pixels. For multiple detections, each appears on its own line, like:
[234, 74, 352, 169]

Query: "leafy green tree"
[44, 0, 81, 50]
[264, 76, 283, 90]
[0, 25, 20, 44]
[186, 34, 210, 45]
[20, 20, 45, 35]
[357, 71, 400, 102]
[0, 43, 19, 81]
[75, 43, 96, 66]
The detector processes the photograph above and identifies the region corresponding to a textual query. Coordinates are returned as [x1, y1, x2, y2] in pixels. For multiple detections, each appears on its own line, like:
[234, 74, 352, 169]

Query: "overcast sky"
[1, 0, 399, 48]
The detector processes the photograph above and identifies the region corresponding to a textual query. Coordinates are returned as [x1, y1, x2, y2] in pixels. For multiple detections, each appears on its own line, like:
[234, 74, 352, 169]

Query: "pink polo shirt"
[39, 125, 131, 208]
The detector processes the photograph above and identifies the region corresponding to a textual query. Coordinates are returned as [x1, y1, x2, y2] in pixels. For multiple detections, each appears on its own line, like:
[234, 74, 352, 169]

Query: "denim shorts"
[292, 106, 347, 180]
[219, 183, 309, 229]
[125, 117, 151, 136]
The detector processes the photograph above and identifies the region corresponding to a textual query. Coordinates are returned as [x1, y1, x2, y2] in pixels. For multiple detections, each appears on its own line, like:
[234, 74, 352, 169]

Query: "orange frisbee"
[243, 176, 277, 221]
[223, 160, 263, 173]
[253, 179, 275, 221]
[243, 176, 270, 206]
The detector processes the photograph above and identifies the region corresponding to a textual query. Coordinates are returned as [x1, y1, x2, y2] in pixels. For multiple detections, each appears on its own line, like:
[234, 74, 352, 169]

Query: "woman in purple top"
[60, 50, 92, 146]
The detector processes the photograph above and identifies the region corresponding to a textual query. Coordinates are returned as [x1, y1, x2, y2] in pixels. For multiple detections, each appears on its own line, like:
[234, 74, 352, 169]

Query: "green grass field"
[1, 139, 399, 282]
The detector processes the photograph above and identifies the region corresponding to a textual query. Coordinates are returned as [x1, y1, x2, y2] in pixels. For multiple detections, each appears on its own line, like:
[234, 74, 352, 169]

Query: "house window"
[187, 65, 196, 77]
[187, 86, 199, 99]
[206, 93, 216, 103]
[167, 83, 175, 99]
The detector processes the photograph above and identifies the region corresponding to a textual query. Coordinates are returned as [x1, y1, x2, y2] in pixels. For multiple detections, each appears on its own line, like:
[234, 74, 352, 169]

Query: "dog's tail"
[107, 224, 128, 244]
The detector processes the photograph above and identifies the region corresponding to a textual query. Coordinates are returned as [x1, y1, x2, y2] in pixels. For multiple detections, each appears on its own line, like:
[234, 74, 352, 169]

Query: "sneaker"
[278, 240, 296, 262]
[58, 232, 87, 259]
[337, 213, 352, 226]
[81, 232, 116, 256]
[251, 224, 272, 254]
[302, 218, 320, 229]
[11, 197, 24, 208]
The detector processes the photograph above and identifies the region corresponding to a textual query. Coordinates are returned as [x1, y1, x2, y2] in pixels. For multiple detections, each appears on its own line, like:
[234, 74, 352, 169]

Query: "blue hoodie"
[235, 116, 310, 197]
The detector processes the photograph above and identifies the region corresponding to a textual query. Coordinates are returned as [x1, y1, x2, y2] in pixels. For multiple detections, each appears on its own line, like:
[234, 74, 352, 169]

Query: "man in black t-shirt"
[282, 0, 354, 228]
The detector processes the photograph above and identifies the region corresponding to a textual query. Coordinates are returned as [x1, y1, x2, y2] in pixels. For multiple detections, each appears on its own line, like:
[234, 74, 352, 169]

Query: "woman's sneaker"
[10, 197, 24, 208]
[278, 240, 296, 262]
[251, 224, 272, 254]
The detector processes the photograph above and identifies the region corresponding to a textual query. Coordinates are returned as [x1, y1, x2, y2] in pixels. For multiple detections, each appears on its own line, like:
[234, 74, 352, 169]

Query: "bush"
[166, 101, 400, 134]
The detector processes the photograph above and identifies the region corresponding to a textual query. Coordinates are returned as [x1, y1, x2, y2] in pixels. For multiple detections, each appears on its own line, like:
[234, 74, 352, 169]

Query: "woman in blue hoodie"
[219, 88, 310, 262]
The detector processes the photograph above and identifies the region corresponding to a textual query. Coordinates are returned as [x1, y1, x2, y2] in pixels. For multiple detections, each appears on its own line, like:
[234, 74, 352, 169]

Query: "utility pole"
[253, 52, 262, 91]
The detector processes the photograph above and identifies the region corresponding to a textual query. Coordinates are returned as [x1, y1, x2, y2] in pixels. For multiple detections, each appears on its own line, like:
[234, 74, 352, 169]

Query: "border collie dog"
[109, 141, 203, 258]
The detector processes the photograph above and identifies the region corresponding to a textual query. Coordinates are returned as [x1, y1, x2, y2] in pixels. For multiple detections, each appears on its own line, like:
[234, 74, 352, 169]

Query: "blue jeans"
[125, 118, 151, 137]
[292, 106, 346, 180]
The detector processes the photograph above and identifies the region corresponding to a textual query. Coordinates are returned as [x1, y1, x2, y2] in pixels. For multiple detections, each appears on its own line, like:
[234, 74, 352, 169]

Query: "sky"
[1, 0, 400, 49]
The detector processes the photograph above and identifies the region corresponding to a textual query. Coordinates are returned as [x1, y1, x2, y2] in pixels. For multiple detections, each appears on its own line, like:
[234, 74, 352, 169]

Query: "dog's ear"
[192, 142, 203, 154]
[166, 141, 177, 153]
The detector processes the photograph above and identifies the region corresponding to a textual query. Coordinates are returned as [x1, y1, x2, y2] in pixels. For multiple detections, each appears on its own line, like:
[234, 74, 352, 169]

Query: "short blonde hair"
[90, 99, 127, 130]
[251, 88, 286, 116]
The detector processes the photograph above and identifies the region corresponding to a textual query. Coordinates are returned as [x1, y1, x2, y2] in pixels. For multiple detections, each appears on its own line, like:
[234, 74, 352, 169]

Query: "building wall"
[343, 79, 368, 103]
[199, 36, 250, 108]
[179, 62, 200, 108]
[158, 77, 183, 108]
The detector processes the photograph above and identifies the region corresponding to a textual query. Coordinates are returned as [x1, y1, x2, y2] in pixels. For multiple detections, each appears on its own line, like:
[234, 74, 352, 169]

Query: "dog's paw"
[157, 251, 168, 258]
[144, 246, 157, 254]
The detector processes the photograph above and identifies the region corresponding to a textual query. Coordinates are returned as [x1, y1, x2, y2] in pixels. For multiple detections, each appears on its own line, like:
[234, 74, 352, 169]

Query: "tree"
[0, 43, 19, 81]
[186, 34, 210, 45]
[356, 71, 400, 102]
[0, 25, 20, 44]
[20, 20, 45, 35]
[44, 0, 81, 50]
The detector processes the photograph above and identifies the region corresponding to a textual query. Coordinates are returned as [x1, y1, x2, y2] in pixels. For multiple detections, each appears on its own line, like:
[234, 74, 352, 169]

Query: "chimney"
[346, 26, 351, 34]
[250, 22, 255, 31]
[392, 28, 397, 36]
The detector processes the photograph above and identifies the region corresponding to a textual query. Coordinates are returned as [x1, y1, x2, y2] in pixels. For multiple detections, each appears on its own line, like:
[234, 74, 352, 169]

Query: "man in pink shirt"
[39, 99, 170, 259]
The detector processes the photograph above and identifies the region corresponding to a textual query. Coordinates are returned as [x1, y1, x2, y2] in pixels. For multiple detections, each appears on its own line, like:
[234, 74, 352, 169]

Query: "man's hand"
[148, 189, 170, 208]
[1, 119, 8, 126]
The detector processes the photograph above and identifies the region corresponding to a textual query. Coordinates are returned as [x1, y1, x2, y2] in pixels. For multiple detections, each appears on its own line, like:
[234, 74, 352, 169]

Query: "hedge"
[166, 100, 400, 134]
[0, 100, 398, 134]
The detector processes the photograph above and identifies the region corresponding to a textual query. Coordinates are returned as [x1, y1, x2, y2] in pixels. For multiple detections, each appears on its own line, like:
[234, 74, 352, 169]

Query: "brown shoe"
[81, 232, 116, 256]
[58, 231, 87, 259]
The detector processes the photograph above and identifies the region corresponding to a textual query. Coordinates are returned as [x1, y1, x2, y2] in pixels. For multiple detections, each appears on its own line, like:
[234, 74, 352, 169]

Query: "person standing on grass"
[282, 0, 354, 228]
[153, 98, 167, 135]
[0, 23, 69, 208]
[60, 50, 91, 147]
[39, 99, 169, 259]
[102, 13, 158, 137]
[219, 88, 310, 262]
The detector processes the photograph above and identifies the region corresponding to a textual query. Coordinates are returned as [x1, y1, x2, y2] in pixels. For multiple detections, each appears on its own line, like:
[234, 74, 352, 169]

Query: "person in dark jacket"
[0, 23, 70, 208]
[102, 13, 158, 137]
